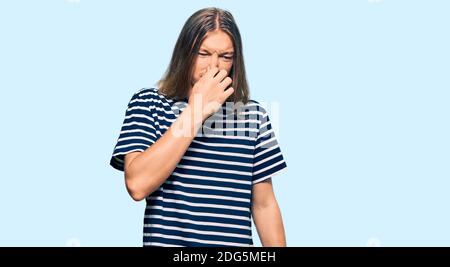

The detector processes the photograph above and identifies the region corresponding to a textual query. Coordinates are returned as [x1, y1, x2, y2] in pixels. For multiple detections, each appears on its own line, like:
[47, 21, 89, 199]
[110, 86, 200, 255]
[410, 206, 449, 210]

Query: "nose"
[209, 52, 219, 69]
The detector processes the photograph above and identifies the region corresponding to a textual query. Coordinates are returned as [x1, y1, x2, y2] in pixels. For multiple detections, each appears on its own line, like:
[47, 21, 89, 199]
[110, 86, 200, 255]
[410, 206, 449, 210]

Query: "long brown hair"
[157, 7, 250, 104]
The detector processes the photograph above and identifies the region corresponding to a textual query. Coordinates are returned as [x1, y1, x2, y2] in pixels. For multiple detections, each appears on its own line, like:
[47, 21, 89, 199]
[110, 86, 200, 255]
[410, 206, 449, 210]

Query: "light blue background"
[0, 0, 449, 247]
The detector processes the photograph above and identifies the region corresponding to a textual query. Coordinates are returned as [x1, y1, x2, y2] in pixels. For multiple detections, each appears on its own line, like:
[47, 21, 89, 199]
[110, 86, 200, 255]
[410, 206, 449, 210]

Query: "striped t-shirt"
[110, 87, 287, 247]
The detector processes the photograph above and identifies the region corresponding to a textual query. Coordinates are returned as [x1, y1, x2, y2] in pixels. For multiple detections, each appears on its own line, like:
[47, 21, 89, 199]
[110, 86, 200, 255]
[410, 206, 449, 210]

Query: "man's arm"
[251, 178, 286, 247]
[123, 67, 234, 201]
[124, 104, 203, 201]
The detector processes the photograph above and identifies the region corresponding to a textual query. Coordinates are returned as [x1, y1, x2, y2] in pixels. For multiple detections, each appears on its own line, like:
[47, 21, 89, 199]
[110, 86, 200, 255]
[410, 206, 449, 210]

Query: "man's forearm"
[252, 201, 286, 247]
[125, 104, 203, 200]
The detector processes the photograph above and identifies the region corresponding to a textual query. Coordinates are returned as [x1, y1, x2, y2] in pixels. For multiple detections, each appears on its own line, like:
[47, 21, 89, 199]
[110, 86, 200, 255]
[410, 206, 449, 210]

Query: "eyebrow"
[199, 47, 234, 54]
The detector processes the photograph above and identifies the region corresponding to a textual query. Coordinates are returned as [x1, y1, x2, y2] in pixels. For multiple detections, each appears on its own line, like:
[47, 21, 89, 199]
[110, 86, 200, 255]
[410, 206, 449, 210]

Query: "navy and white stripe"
[110, 88, 287, 247]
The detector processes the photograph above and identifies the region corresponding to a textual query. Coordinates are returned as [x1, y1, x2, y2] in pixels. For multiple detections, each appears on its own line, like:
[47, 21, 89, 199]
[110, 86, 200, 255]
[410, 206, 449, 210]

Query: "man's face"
[191, 30, 234, 85]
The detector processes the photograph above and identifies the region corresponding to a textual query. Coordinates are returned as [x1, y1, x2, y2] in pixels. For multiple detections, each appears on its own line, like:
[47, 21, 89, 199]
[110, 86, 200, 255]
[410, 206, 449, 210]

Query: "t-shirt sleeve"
[252, 106, 288, 184]
[110, 90, 158, 172]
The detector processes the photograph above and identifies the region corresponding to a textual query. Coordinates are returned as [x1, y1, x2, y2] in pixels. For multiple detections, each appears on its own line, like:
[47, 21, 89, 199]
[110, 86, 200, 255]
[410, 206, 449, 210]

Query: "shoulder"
[241, 99, 269, 118]
[131, 87, 163, 101]
[128, 87, 172, 108]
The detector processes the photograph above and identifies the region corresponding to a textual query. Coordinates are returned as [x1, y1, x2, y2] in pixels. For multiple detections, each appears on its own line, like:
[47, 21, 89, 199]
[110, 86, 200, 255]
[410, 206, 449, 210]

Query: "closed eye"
[198, 52, 233, 60]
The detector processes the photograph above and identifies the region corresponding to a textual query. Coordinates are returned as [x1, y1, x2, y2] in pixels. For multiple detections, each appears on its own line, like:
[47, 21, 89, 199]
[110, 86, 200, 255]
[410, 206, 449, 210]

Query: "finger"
[213, 69, 228, 82]
[221, 87, 235, 101]
[204, 67, 219, 79]
[218, 76, 232, 90]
